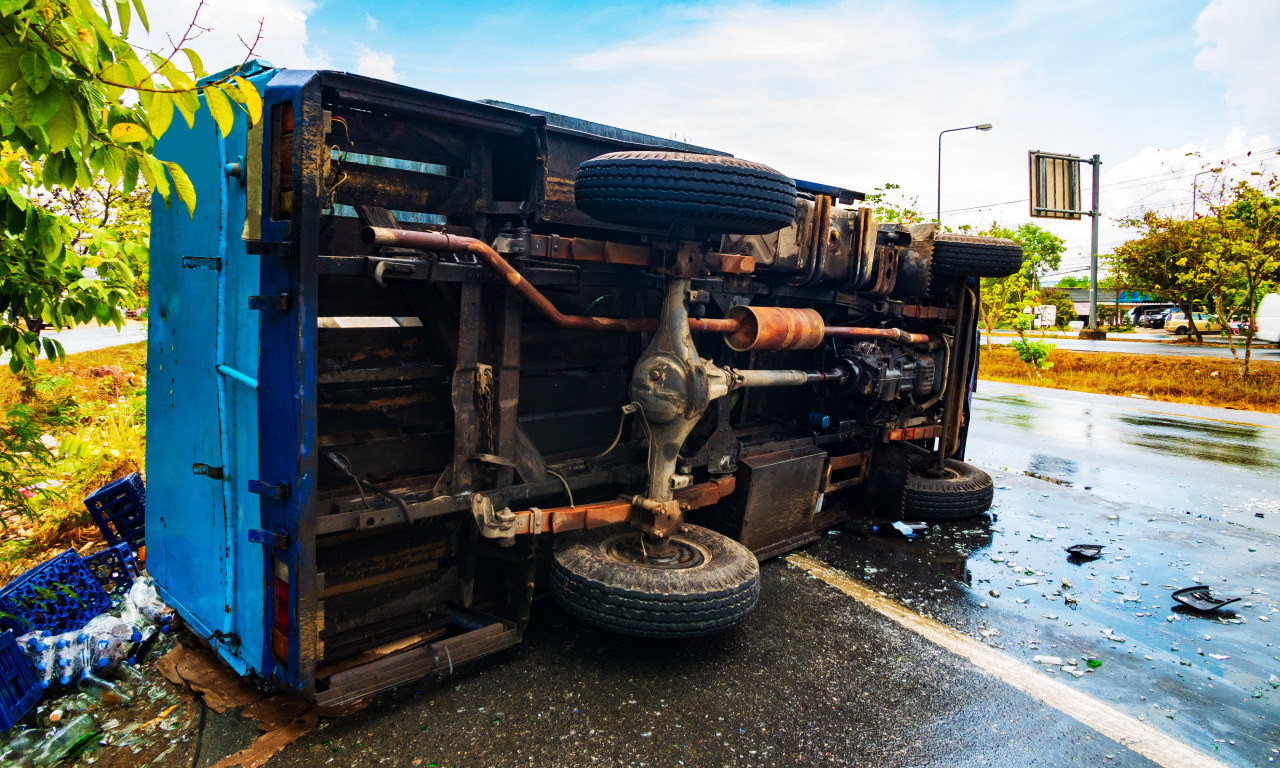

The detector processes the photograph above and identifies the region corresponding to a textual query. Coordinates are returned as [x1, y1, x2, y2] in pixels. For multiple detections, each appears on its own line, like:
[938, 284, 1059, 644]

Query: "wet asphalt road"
[195, 383, 1280, 768]
[989, 334, 1280, 360]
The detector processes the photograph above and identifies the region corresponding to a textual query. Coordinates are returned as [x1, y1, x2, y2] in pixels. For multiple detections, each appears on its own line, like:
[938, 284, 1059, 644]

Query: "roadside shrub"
[1009, 338, 1055, 373]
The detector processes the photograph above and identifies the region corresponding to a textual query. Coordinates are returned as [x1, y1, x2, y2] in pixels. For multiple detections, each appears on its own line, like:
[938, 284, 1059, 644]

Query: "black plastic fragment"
[1171, 585, 1241, 613]
[1065, 544, 1103, 560]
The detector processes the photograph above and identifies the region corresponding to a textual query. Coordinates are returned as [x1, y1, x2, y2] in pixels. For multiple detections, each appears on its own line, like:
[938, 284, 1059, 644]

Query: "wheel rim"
[601, 531, 709, 570]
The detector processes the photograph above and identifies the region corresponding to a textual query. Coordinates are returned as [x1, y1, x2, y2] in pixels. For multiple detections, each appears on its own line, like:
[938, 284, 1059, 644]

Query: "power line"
[939, 146, 1280, 216]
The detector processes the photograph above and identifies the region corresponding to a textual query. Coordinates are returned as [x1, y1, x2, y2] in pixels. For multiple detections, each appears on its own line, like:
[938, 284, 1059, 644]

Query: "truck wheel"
[551, 523, 760, 638]
[901, 459, 994, 520]
[575, 151, 797, 235]
[933, 234, 1023, 278]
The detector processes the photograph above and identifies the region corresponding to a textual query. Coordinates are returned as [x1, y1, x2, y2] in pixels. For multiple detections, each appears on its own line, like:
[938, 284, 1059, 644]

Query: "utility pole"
[1088, 154, 1101, 332]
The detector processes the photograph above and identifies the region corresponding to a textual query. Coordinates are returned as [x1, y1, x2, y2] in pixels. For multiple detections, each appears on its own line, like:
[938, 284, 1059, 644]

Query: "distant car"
[1139, 307, 1175, 328]
[1133, 305, 1174, 328]
[1131, 304, 1172, 325]
[1165, 311, 1221, 335]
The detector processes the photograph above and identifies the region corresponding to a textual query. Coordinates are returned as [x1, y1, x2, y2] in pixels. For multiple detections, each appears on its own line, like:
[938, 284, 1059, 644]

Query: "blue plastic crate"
[0, 550, 112, 635]
[0, 631, 41, 730]
[81, 544, 140, 600]
[83, 472, 145, 549]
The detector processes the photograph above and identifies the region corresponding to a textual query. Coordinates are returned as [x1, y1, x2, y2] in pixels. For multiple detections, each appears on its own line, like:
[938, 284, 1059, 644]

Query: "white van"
[1257, 294, 1280, 343]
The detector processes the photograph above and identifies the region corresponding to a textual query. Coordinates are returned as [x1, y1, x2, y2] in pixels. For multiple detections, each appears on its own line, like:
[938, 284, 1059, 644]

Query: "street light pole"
[937, 123, 993, 224]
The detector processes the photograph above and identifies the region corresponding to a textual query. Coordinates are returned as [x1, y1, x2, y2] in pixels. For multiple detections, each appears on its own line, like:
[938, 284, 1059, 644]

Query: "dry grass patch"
[979, 346, 1280, 413]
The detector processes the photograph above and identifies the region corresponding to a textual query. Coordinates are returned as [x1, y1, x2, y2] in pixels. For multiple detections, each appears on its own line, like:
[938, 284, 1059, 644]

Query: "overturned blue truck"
[147, 65, 1020, 705]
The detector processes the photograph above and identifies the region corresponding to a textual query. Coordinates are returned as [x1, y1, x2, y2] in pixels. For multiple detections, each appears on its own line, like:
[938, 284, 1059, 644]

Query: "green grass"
[0, 341, 146, 580]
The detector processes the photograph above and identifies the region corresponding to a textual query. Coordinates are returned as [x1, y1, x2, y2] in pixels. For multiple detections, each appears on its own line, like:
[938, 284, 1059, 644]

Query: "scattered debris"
[1065, 544, 1103, 560]
[1171, 585, 1241, 613]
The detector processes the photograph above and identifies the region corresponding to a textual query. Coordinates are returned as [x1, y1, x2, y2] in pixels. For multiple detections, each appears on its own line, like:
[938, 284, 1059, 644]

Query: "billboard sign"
[1029, 151, 1082, 220]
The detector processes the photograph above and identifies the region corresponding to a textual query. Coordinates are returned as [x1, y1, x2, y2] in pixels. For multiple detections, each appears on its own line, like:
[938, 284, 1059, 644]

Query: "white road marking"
[786, 552, 1231, 768]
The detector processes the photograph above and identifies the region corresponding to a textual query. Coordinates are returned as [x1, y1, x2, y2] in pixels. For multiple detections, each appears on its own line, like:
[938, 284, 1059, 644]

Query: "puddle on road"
[815, 475, 1280, 766]
[1116, 414, 1278, 469]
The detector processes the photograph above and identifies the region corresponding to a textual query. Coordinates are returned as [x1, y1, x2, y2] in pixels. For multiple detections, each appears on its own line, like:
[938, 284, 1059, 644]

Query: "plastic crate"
[83, 472, 145, 549]
[81, 544, 140, 600]
[0, 550, 112, 635]
[0, 631, 41, 730]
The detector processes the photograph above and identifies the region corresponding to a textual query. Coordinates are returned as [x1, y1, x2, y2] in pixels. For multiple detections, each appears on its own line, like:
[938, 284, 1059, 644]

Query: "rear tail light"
[269, 103, 294, 219]
[271, 558, 290, 663]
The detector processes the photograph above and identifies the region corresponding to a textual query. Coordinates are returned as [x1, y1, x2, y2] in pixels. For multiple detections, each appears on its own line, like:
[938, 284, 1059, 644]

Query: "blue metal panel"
[148, 98, 229, 640]
[149, 69, 275, 679]
[254, 70, 321, 695]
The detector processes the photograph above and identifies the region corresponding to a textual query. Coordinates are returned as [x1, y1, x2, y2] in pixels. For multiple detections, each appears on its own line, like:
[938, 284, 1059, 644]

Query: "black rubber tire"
[901, 459, 995, 521]
[1173, 326, 1187, 335]
[574, 151, 797, 235]
[551, 523, 760, 638]
[933, 234, 1023, 278]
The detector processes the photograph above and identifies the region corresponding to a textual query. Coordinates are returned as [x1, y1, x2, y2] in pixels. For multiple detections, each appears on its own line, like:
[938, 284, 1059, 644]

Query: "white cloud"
[355, 47, 399, 83]
[1194, 0, 1280, 131]
[511, 0, 1275, 280]
[132, 0, 328, 73]
[365, 13, 379, 32]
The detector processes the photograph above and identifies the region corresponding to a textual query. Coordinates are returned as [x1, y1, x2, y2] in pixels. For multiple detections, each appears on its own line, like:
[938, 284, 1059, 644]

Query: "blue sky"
[146, 0, 1279, 278]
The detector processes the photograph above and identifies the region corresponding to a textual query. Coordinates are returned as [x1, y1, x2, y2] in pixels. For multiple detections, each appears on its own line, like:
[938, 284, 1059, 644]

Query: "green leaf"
[232, 76, 262, 125]
[147, 91, 173, 138]
[159, 61, 193, 91]
[109, 121, 148, 143]
[47, 98, 77, 153]
[0, 0, 29, 14]
[131, 0, 149, 32]
[183, 48, 205, 80]
[124, 58, 151, 89]
[165, 161, 196, 218]
[0, 48, 21, 93]
[42, 154, 62, 188]
[19, 51, 51, 94]
[122, 153, 138, 193]
[172, 88, 198, 129]
[26, 83, 61, 126]
[99, 61, 128, 102]
[114, 0, 131, 37]
[58, 152, 77, 188]
[141, 154, 168, 200]
[204, 84, 233, 138]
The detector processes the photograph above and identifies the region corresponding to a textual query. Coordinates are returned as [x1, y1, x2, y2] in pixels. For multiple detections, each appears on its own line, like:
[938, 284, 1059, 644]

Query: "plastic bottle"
[81, 616, 134, 672]
[124, 577, 172, 628]
[18, 630, 51, 653]
[32, 646, 57, 689]
[54, 646, 82, 687]
[126, 626, 159, 666]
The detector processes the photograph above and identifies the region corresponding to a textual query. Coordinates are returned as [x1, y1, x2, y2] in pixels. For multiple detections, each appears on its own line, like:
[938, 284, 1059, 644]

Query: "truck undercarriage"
[148, 68, 1022, 705]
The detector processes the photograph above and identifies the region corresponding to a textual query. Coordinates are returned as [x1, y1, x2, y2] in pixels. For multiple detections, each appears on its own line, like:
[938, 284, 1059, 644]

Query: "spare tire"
[901, 459, 994, 521]
[551, 523, 760, 638]
[933, 234, 1023, 278]
[575, 151, 797, 235]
